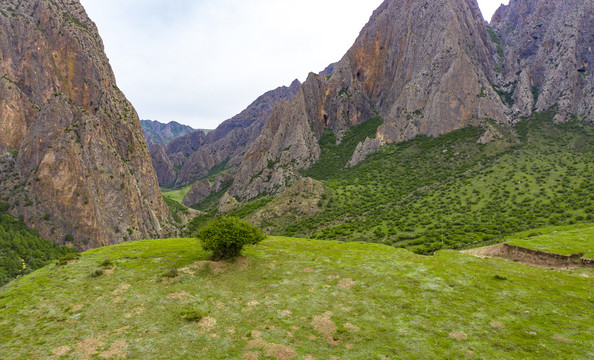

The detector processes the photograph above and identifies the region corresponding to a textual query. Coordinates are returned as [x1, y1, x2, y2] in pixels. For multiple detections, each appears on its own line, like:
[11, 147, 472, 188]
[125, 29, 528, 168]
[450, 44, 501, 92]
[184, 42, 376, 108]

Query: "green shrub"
[163, 266, 178, 278]
[90, 268, 104, 278]
[180, 307, 205, 322]
[99, 259, 114, 268]
[197, 217, 265, 260]
[58, 253, 80, 266]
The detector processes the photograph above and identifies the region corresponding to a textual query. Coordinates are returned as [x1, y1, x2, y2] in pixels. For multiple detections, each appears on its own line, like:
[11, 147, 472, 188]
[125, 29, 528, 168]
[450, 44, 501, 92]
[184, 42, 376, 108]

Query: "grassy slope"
[162, 184, 193, 204]
[1, 237, 592, 359]
[504, 223, 594, 258]
[256, 114, 594, 254]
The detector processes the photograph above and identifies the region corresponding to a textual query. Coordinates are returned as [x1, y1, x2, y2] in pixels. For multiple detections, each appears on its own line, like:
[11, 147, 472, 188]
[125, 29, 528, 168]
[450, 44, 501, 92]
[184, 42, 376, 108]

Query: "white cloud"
[80, 0, 509, 129]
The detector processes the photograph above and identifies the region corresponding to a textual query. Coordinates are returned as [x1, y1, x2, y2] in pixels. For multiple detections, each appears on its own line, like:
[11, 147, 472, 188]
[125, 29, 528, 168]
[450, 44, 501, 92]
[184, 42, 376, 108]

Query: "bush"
[90, 268, 104, 278]
[180, 307, 205, 322]
[197, 217, 265, 260]
[58, 253, 80, 266]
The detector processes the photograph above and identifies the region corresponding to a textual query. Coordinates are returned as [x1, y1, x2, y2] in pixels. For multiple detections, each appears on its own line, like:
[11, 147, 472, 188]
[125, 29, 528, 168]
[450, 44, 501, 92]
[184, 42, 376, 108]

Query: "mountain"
[140, 120, 198, 147]
[490, 0, 593, 122]
[182, 0, 594, 254]
[151, 80, 301, 192]
[224, 0, 592, 201]
[0, 0, 170, 249]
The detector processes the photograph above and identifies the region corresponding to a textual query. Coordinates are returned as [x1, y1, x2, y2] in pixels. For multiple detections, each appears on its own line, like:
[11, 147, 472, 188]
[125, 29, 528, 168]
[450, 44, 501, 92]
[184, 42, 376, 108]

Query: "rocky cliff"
[229, 0, 511, 200]
[151, 80, 301, 188]
[0, 0, 170, 249]
[141, 120, 197, 147]
[491, 0, 593, 122]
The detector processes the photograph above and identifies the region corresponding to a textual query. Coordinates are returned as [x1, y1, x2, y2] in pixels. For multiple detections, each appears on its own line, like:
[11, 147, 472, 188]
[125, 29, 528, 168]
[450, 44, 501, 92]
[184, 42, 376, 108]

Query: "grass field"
[1, 237, 592, 359]
[505, 223, 594, 259]
[162, 184, 193, 203]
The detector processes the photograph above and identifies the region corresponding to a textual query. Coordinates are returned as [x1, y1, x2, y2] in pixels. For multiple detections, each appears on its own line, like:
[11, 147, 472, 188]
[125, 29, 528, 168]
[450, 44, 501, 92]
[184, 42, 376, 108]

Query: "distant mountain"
[140, 120, 203, 147]
[151, 80, 301, 193]
[0, 0, 170, 249]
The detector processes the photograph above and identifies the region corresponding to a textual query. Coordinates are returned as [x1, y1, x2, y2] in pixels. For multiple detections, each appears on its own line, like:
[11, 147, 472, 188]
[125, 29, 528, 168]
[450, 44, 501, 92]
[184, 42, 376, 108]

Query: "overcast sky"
[79, 0, 509, 130]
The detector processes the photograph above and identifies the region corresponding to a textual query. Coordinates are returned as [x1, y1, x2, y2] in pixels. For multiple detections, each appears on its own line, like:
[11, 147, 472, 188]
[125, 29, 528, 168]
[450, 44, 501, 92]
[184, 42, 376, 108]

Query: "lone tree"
[196, 217, 265, 260]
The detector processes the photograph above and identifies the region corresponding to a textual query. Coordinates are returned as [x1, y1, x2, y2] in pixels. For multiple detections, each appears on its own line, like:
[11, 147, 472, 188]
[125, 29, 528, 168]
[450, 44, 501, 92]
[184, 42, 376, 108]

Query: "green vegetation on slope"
[304, 116, 383, 179]
[163, 197, 190, 224]
[162, 184, 193, 204]
[504, 223, 594, 259]
[0, 203, 76, 286]
[249, 112, 594, 254]
[0, 237, 592, 359]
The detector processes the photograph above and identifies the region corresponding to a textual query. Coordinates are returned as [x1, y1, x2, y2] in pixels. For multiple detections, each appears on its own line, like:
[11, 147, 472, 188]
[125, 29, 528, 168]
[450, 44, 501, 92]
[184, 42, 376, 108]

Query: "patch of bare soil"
[112, 284, 130, 295]
[99, 340, 127, 359]
[52, 346, 71, 356]
[489, 321, 505, 329]
[197, 317, 217, 334]
[243, 352, 260, 360]
[462, 244, 592, 269]
[312, 311, 340, 345]
[553, 335, 572, 343]
[168, 291, 190, 300]
[338, 278, 355, 289]
[246, 339, 298, 360]
[181, 257, 250, 275]
[75, 338, 103, 360]
[449, 332, 468, 341]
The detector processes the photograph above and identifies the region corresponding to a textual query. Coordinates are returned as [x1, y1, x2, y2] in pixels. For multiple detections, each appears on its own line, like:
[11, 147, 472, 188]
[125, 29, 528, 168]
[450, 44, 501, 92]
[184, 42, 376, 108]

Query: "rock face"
[229, 0, 510, 200]
[0, 0, 170, 249]
[141, 120, 197, 147]
[182, 180, 212, 207]
[491, 0, 594, 122]
[153, 80, 301, 188]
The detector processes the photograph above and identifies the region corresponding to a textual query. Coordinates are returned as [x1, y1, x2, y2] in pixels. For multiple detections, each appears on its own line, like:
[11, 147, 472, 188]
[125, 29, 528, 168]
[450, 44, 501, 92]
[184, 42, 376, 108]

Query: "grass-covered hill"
[1, 236, 592, 359]
[191, 111, 594, 254]
[504, 223, 594, 259]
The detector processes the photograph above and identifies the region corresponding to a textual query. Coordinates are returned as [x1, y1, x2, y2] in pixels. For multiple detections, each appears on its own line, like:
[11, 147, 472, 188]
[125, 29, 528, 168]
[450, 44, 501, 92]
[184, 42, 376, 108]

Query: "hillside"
[0, 237, 592, 359]
[140, 120, 198, 147]
[151, 80, 301, 190]
[190, 111, 594, 254]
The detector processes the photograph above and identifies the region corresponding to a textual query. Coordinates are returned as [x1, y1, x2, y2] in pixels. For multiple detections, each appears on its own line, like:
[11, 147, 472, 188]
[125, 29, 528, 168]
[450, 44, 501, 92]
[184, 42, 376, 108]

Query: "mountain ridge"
[224, 0, 593, 202]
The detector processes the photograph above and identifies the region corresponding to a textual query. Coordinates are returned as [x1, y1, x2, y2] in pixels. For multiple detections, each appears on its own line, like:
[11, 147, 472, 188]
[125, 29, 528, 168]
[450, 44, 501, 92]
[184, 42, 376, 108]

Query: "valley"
[1, 0, 593, 358]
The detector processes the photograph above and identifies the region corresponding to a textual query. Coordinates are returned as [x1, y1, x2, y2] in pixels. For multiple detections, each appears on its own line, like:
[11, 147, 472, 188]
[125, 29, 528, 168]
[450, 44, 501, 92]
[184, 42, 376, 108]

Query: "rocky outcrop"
[229, 0, 510, 200]
[149, 144, 176, 186]
[182, 180, 212, 207]
[154, 80, 301, 187]
[0, 0, 170, 249]
[347, 137, 382, 167]
[351, 0, 508, 143]
[141, 120, 197, 147]
[491, 0, 594, 123]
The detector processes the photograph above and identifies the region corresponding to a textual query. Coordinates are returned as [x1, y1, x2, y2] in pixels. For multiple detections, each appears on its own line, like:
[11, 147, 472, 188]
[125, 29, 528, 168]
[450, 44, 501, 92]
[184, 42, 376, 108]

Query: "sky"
[79, 0, 509, 130]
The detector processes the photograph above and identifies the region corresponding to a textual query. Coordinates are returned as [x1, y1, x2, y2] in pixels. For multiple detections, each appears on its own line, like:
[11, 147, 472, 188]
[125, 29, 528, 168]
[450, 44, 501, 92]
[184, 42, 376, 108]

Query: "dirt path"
[462, 243, 594, 269]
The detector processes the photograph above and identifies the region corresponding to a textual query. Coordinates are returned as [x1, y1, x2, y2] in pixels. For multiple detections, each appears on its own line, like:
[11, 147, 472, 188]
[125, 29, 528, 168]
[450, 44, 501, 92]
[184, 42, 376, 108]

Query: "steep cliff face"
[491, 0, 593, 122]
[0, 0, 169, 249]
[153, 80, 301, 188]
[229, 0, 510, 200]
[141, 120, 197, 147]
